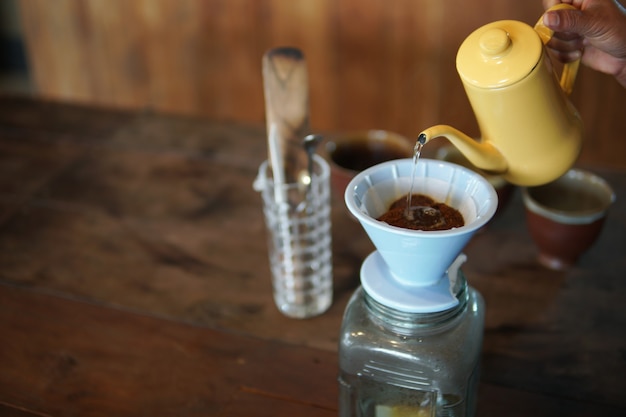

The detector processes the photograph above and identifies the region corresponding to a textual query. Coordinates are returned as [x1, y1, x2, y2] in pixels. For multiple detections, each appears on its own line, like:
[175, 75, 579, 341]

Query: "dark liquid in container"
[330, 141, 411, 171]
[378, 194, 464, 231]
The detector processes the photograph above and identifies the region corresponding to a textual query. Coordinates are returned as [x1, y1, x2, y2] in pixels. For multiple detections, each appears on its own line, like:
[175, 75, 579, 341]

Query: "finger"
[543, 0, 577, 8]
[547, 34, 584, 52]
[551, 30, 583, 42]
[543, 0, 561, 8]
[546, 48, 583, 63]
[547, 9, 596, 38]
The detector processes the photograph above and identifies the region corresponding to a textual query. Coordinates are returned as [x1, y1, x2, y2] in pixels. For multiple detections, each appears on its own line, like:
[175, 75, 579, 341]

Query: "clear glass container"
[338, 272, 484, 417]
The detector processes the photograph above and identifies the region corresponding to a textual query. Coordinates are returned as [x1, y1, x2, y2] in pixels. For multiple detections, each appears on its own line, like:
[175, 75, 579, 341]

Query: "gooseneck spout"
[418, 125, 508, 174]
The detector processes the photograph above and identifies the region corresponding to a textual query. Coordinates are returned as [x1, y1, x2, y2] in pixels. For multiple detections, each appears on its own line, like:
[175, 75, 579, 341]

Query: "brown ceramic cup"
[522, 168, 615, 270]
[322, 130, 414, 197]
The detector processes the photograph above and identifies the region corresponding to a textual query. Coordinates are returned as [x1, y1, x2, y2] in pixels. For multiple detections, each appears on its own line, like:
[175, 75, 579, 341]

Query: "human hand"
[542, 0, 626, 87]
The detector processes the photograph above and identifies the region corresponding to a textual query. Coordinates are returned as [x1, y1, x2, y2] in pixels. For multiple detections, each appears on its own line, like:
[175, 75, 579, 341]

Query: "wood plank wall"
[18, 0, 626, 168]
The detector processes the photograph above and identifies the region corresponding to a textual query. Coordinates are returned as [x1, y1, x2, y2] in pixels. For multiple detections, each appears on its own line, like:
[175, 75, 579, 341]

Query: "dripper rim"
[344, 158, 498, 237]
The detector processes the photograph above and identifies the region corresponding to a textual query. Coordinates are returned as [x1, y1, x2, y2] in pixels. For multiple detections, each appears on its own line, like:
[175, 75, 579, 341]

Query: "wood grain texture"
[17, 0, 626, 169]
[0, 283, 338, 416]
[0, 97, 624, 415]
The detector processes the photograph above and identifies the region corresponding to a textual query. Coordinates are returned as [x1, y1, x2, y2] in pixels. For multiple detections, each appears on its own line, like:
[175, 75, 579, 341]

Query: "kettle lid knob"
[479, 28, 511, 57]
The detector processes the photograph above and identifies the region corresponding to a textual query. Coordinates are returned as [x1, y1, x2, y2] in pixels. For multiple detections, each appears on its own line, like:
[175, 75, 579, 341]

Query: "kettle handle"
[534, 4, 581, 95]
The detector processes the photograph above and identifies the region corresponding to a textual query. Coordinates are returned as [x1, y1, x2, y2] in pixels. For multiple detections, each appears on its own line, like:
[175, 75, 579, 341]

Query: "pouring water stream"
[404, 135, 441, 223]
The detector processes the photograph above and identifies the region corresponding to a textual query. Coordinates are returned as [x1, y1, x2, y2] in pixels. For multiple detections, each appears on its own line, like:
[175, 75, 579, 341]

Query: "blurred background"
[0, 0, 30, 94]
[1, 0, 624, 169]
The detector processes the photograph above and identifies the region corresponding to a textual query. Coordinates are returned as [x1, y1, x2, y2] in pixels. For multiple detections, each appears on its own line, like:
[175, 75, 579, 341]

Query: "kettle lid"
[456, 20, 543, 88]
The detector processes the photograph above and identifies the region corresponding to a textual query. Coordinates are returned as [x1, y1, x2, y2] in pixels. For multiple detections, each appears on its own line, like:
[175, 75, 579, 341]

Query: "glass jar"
[338, 271, 484, 417]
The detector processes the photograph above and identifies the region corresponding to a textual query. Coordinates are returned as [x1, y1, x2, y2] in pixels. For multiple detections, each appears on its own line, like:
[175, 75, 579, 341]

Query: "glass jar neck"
[363, 273, 469, 336]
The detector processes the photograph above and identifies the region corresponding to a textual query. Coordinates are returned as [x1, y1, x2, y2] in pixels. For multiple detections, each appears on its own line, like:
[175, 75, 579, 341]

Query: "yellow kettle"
[418, 5, 583, 186]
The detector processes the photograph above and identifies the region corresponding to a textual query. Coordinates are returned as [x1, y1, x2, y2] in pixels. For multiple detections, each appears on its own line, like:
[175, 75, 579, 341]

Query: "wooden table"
[0, 96, 624, 416]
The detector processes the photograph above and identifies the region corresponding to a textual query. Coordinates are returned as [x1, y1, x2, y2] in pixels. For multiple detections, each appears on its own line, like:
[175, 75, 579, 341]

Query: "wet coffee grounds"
[377, 194, 464, 231]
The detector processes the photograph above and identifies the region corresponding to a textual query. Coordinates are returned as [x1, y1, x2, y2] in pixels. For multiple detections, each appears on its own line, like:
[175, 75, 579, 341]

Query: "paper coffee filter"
[349, 159, 495, 231]
[358, 176, 478, 223]
[345, 158, 498, 287]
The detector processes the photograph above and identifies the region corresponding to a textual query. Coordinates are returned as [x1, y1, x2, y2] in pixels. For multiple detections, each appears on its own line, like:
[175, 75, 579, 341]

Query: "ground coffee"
[378, 194, 464, 231]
